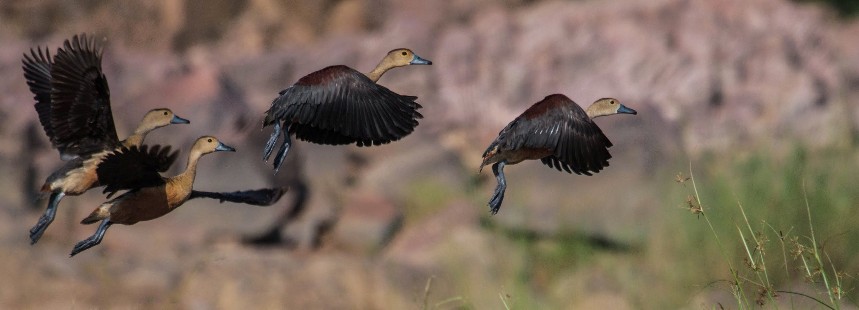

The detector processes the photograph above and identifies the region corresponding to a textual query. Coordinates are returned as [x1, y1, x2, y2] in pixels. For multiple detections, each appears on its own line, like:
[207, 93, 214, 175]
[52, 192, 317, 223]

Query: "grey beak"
[215, 142, 236, 152]
[171, 115, 190, 124]
[410, 54, 432, 65]
[617, 104, 637, 115]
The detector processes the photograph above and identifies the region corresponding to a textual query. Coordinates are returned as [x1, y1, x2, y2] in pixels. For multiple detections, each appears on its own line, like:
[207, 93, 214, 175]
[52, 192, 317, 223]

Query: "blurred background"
[1, 0, 859, 308]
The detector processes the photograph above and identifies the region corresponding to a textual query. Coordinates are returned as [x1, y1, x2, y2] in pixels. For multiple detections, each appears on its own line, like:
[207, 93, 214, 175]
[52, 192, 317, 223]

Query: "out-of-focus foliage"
[797, 0, 859, 17]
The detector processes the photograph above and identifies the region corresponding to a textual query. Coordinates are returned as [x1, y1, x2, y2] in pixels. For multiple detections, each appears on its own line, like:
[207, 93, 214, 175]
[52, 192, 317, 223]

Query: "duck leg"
[70, 219, 112, 257]
[488, 161, 507, 215]
[29, 192, 65, 244]
[263, 122, 282, 162]
[272, 124, 292, 174]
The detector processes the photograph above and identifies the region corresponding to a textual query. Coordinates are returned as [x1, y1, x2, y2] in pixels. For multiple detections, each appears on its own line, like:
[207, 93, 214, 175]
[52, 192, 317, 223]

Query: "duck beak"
[410, 54, 432, 65]
[215, 142, 236, 152]
[617, 104, 637, 115]
[171, 115, 191, 124]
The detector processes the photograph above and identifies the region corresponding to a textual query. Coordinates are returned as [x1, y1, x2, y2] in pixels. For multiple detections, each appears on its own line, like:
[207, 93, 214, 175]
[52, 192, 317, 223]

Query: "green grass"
[659, 145, 859, 308]
[411, 144, 859, 309]
[403, 179, 461, 224]
[489, 144, 859, 308]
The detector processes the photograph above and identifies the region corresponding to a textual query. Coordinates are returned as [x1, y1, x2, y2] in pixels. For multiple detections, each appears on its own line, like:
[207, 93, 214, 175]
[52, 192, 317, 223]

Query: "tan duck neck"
[586, 105, 607, 119]
[123, 123, 159, 147]
[366, 60, 397, 83]
[173, 150, 204, 194]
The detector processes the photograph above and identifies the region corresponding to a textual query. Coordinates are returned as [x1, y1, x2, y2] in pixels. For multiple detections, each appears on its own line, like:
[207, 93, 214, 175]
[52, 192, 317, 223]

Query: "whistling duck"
[262, 48, 432, 172]
[22, 34, 190, 244]
[70, 136, 284, 256]
[480, 95, 637, 214]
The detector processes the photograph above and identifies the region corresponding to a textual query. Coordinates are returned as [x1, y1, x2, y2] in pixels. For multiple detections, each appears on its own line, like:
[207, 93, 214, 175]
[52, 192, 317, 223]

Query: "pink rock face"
[2, 0, 857, 160]
[1, 0, 859, 307]
[330, 191, 403, 254]
[424, 0, 854, 158]
[384, 200, 480, 268]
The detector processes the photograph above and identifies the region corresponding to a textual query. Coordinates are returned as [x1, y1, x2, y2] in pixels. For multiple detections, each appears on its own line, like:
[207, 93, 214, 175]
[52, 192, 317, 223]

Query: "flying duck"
[262, 48, 432, 172]
[70, 136, 285, 256]
[22, 34, 190, 244]
[480, 95, 637, 214]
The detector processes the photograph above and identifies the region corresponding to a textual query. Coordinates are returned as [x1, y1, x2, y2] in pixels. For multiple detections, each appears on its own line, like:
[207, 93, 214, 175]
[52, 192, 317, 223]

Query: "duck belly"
[45, 152, 108, 194]
[47, 164, 98, 194]
[492, 147, 554, 165]
[108, 189, 173, 225]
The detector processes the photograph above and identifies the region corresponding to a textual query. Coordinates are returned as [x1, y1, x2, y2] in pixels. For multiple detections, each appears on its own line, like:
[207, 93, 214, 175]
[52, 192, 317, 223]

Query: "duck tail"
[479, 144, 499, 173]
[81, 204, 110, 225]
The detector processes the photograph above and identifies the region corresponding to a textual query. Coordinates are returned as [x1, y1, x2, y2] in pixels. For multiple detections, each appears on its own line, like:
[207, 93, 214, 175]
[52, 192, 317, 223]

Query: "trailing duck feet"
[29, 192, 63, 244]
[70, 220, 112, 257]
[29, 213, 53, 244]
[488, 162, 507, 215]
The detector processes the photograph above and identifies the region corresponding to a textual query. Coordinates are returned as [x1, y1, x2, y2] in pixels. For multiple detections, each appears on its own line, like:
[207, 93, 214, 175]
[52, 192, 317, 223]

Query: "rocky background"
[0, 0, 858, 308]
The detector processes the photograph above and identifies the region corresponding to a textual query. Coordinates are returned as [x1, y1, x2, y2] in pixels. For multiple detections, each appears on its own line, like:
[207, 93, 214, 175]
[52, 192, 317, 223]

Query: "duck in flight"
[480, 95, 637, 214]
[22, 34, 190, 244]
[262, 48, 432, 173]
[70, 136, 285, 256]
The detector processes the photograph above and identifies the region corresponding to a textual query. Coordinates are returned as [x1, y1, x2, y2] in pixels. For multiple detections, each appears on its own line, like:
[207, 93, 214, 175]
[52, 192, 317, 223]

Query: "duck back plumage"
[264, 65, 423, 147]
[484, 94, 613, 175]
[96, 144, 179, 197]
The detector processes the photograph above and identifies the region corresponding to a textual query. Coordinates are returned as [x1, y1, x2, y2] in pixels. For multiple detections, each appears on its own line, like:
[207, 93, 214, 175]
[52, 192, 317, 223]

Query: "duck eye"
[401, 51, 407, 56]
[610, 100, 615, 104]
[163, 111, 169, 115]
[207, 138, 213, 143]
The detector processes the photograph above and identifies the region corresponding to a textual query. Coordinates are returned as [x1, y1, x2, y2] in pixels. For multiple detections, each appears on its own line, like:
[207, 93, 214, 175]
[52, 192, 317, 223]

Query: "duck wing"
[50, 34, 120, 158]
[264, 65, 423, 146]
[188, 187, 287, 206]
[96, 144, 180, 197]
[22, 46, 56, 145]
[494, 94, 613, 175]
[538, 96, 613, 175]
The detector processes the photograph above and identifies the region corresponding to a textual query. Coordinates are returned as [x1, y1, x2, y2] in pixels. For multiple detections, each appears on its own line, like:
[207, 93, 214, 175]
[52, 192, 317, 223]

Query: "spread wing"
[264, 65, 422, 147]
[96, 144, 180, 197]
[496, 95, 613, 175]
[50, 34, 120, 158]
[538, 115, 612, 175]
[188, 187, 287, 206]
[22, 46, 55, 144]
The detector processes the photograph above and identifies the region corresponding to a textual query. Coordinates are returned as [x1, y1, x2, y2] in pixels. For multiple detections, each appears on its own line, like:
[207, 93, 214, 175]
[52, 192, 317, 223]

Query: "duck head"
[384, 48, 432, 67]
[192, 136, 236, 155]
[367, 48, 432, 82]
[586, 98, 638, 118]
[140, 108, 190, 129]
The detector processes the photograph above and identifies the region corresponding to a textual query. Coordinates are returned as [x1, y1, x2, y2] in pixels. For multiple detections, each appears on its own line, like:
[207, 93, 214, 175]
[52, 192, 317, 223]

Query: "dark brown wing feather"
[488, 94, 613, 175]
[288, 123, 358, 145]
[263, 65, 423, 146]
[22, 46, 55, 144]
[96, 145, 179, 197]
[188, 187, 287, 206]
[50, 34, 120, 157]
